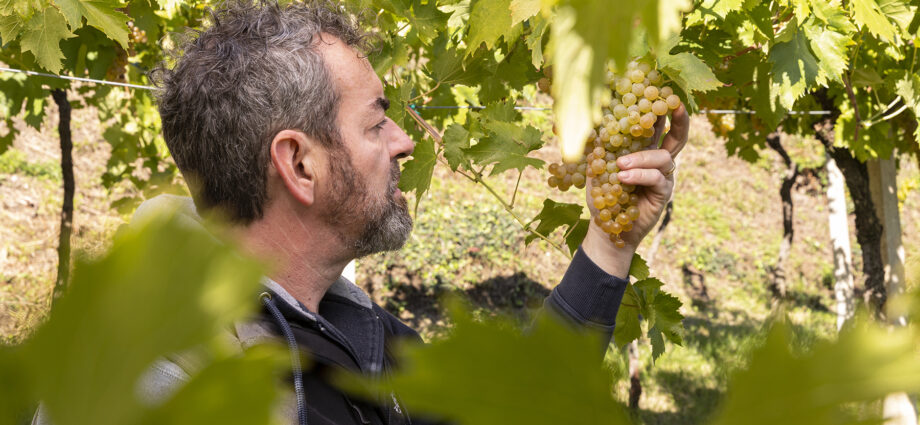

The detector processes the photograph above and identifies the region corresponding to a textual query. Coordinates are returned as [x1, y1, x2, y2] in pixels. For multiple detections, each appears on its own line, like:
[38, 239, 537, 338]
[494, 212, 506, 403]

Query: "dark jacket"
[256, 246, 628, 425]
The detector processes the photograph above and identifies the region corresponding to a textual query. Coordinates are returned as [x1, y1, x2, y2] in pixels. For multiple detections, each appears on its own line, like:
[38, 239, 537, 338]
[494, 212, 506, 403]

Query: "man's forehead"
[317, 34, 383, 101]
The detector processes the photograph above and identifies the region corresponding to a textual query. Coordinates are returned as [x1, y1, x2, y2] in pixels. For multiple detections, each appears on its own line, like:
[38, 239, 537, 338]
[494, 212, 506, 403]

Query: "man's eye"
[373, 120, 387, 131]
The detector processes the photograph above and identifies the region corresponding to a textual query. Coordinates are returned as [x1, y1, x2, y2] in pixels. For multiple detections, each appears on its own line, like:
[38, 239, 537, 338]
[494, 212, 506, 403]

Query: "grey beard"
[351, 163, 413, 258]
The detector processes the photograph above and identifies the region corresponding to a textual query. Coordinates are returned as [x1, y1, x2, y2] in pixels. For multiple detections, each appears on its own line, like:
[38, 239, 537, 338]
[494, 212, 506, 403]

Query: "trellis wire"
[0, 66, 833, 115]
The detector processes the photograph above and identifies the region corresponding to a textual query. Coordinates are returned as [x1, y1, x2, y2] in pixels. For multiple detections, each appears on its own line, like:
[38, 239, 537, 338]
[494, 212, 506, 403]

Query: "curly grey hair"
[153, 0, 371, 223]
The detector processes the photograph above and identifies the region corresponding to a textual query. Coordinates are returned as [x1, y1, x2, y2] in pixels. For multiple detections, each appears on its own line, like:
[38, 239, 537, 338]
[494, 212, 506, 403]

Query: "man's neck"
[236, 211, 353, 313]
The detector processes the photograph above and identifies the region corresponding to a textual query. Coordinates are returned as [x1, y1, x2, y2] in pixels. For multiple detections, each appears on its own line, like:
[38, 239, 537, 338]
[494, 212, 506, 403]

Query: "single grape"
[630, 140, 643, 151]
[593, 197, 606, 210]
[559, 182, 571, 192]
[622, 93, 637, 106]
[626, 205, 640, 220]
[629, 69, 645, 83]
[642, 126, 655, 138]
[637, 62, 652, 74]
[562, 174, 573, 186]
[629, 194, 639, 204]
[618, 192, 630, 204]
[627, 111, 640, 125]
[622, 184, 635, 193]
[652, 100, 668, 116]
[603, 193, 618, 207]
[644, 85, 659, 100]
[630, 124, 643, 137]
[666, 94, 681, 109]
[631, 83, 645, 97]
[638, 98, 652, 113]
[614, 237, 626, 249]
[599, 209, 612, 222]
[640, 112, 656, 129]
[613, 104, 628, 118]
[548, 176, 559, 187]
[572, 173, 586, 188]
[647, 70, 661, 84]
[601, 220, 617, 234]
[660, 86, 674, 98]
[610, 134, 624, 147]
[609, 203, 622, 215]
[616, 212, 630, 225]
[618, 117, 630, 132]
[601, 183, 612, 194]
[549, 163, 563, 177]
[591, 186, 603, 199]
[616, 78, 631, 95]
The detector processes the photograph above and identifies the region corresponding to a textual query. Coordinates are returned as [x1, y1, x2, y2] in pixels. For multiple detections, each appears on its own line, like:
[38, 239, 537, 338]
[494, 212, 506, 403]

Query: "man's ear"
[270, 129, 321, 207]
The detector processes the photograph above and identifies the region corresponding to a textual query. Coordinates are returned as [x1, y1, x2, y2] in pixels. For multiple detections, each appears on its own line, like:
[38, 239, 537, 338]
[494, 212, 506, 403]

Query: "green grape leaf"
[851, 0, 897, 41]
[802, 21, 851, 83]
[650, 290, 683, 345]
[19, 7, 75, 73]
[767, 27, 822, 109]
[710, 316, 920, 425]
[548, 3, 610, 161]
[851, 67, 885, 86]
[648, 327, 665, 361]
[564, 219, 590, 255]
[752, 62, 787, 129]
[408, 1, 451, 44]
[464, 108, 545, 175]
[336, 309, 631, 425]
[467, 0, 515, 52]
[141, 345, 287, 425]
[629, 253, 649, 280]
[524, 199, 583, 245]
[895, 73, 920, 144]
[53, 0, 130, 48]
[684, 0, 747, 26]
[442, 123, 471, 172]
[656, 35, 722, 111]
[525, 14, 549, 68]
[613, 288, 642, 347]
[510, 0, 540, 26]
[811, 0, 857, 33]
[373, 35, 409, 77]
[877, 0, 913, 35]
[398, 135, 437, 214]
[21, 213, 265, 425]
[0, 13, 22, 42]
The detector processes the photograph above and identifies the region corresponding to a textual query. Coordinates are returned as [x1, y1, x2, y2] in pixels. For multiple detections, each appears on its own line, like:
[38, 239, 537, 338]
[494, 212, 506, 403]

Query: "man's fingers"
[616, 149, 673, 174]
[660, 103, 690, 157]
[617, 168, 667, 188]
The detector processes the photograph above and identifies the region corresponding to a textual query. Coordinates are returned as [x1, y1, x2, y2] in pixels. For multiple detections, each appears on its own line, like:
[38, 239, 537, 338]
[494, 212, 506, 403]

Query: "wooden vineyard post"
[868, 156, 916, 425]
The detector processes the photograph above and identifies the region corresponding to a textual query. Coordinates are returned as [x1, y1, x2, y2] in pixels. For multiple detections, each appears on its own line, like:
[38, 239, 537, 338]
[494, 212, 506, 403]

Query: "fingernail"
[620, 158, 631, 167]
[619, 171, 631, 179]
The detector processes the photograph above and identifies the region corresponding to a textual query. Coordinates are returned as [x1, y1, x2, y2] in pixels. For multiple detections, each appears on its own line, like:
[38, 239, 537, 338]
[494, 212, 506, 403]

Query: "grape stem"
[405, 104, 574, 260]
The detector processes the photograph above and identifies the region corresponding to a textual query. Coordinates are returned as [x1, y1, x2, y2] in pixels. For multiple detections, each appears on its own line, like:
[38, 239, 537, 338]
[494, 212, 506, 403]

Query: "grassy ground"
[1, 96, 919, 423]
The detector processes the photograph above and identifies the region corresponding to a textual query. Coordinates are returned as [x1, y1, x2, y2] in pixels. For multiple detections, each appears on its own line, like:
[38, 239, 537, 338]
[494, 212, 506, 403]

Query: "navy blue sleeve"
[543, 246, 629, 345]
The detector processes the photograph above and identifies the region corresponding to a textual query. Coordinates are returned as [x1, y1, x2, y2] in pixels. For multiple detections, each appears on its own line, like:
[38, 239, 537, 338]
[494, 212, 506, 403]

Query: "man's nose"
[389, 119, 414, 160]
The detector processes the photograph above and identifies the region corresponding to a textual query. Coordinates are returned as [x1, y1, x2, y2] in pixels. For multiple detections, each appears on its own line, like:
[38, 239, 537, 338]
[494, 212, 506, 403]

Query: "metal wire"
[0, 66, 835, 115]
[0, 66, 156, 90]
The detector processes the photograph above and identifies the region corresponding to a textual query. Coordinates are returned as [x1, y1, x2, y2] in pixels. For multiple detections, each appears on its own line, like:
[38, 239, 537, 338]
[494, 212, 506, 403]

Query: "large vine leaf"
[851, 0, 897, 41]
[509, 0, 540, 26]
[710, 317, 920, 425]
[524, 199, 583, 245]
[19, 7, 75, 73]
[439, 123, 469, 173]
[53, 0, 130, 48]
[656, 35, 723, 110]
[398, 135, 437, 214]
[466, 0, 516, 53]
[336, 309, 631, 425]
[802, 20, 851, 83]
[767, 27, 823, 109]
[895, 73, 920, 144]
[21, 214, 267, 425]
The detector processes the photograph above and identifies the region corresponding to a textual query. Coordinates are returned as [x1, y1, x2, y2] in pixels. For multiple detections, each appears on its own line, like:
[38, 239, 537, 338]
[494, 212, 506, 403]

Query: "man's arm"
[543, 105, 690, 350]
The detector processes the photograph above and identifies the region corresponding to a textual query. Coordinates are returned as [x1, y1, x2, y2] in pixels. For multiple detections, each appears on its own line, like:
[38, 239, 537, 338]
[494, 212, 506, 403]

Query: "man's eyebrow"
[375, 97, 390, 112]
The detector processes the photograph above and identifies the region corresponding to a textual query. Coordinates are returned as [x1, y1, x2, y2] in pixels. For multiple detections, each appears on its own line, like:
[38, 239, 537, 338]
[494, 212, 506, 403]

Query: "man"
[116, 1, 688, 424]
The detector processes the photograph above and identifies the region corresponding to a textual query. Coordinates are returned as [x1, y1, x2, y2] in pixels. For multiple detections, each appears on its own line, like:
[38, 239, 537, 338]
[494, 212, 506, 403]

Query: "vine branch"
[406, 105, 573, 259]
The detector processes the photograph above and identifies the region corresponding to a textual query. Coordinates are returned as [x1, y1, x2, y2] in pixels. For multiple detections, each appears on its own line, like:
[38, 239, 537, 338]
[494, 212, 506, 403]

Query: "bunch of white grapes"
[546, 59, 681, 248]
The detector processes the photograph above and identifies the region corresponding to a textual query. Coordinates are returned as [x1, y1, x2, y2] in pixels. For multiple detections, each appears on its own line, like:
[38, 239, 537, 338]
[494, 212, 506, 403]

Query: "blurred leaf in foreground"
[710, 314, 920, 425]
[336, 304, 631, 425]
[20, 212, 270, 425]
